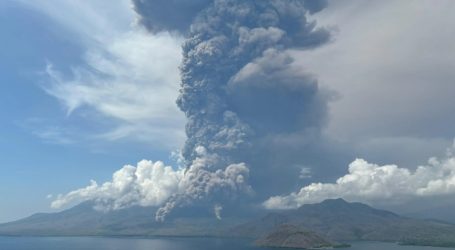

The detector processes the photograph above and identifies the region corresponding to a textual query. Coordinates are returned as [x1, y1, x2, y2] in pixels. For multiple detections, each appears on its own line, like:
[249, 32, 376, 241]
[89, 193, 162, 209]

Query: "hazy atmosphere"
[2, 2, 455, 248]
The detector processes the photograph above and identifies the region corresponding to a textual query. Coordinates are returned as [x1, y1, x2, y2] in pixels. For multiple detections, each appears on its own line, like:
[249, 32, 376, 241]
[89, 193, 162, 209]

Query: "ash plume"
[132, 0, 333, 220]
[46, 0, 330, 221]
[131, 0, 332, 220]
[52, 0, 333, 220]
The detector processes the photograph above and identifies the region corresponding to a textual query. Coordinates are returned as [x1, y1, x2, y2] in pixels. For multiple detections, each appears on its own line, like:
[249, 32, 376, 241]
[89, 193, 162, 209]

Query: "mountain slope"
[255, 224, 342, 249]
[233, 198, 455, 246]
[0, 201, 240, 236]
[3, 199, 455, 248]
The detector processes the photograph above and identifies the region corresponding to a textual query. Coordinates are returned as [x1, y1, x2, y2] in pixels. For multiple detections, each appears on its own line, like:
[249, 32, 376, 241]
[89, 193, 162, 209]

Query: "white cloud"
[19, 0, 185, 148]
[44, 29, 185, 147]
[299, 167, 312, 179]
[32, 126, 75, 145]
[51, 160, 184, 210]
[264, 142, 455, 209]
[52, 147, 251, 221]
[214, 204, 223, 220]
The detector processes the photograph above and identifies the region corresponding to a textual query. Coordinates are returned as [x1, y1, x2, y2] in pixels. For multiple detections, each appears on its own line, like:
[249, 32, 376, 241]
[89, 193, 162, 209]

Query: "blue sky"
[2, 0, 455, 222]
[0, 1, 183, 222]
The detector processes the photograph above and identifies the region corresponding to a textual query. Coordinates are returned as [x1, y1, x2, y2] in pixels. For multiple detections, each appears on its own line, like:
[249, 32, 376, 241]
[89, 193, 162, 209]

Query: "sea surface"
[0, 236, 453, 250]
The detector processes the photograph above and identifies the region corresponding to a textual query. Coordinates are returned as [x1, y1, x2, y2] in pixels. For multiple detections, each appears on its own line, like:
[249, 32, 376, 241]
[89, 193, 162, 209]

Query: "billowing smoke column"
[133, 0, 331, 220]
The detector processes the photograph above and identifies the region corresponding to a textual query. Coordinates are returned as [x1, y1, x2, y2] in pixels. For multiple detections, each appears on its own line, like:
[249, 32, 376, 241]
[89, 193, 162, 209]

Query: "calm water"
[0, 237, 453, 250]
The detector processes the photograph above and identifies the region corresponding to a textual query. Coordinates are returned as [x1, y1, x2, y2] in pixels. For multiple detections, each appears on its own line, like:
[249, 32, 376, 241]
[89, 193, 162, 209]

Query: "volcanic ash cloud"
[53, 0, 332, 220]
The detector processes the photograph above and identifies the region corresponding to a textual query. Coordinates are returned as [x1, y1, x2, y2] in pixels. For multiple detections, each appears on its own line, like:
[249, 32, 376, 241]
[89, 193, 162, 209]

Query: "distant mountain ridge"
[233, 198, 455, 247]
[2, 199, 455, 248]
[0, 201, 241, 237]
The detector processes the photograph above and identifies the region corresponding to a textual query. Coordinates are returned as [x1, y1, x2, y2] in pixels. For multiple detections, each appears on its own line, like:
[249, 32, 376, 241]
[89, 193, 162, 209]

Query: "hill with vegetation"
[2, 199, 455, 248]
[233, 198, 455, 247]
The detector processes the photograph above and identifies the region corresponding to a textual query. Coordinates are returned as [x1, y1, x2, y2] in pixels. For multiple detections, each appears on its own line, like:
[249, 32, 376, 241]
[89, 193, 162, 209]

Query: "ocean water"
[0, 237, 453, 250]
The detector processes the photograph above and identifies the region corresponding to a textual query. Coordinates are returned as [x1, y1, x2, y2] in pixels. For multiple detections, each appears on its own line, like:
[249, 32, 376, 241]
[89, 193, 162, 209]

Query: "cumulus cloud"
[264, 143, 455, 209]
[52, 147, 251, 221]
[52, 160, 184, 210]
